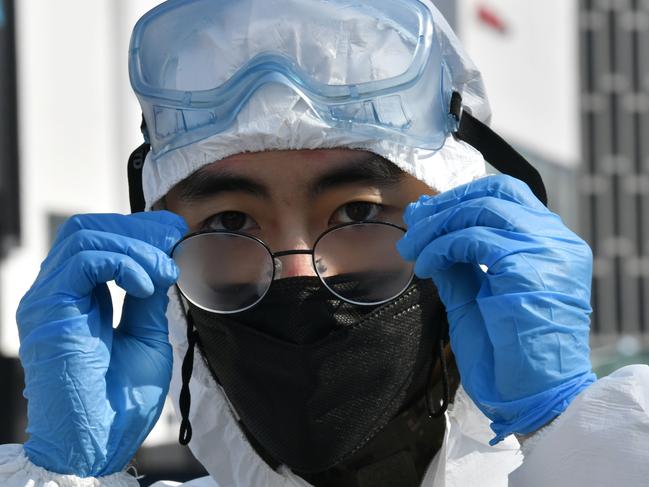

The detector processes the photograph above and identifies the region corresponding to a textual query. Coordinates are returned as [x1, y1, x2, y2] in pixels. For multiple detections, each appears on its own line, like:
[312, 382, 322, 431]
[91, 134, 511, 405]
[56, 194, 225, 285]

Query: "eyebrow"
[173, 153, 405, 203]
[174, 169, 270, 202]
[309, 154, 405, 196]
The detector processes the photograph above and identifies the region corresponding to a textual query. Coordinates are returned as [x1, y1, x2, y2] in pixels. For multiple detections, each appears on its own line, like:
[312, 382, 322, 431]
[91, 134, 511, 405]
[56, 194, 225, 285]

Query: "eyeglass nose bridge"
[272, 249, 315, 280]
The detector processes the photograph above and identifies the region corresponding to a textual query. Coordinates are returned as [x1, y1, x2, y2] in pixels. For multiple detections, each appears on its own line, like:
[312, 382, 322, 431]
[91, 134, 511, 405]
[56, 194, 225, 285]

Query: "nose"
[269, 228, 318, 279]
[273, 253, 316, 279]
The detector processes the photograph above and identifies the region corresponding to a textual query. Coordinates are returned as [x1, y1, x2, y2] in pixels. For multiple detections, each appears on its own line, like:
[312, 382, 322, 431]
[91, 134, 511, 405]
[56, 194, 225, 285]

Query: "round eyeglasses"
[171, 221, 414, 314]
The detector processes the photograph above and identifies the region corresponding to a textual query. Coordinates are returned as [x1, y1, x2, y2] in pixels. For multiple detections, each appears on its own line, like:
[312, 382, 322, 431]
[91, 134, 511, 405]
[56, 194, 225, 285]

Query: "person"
[1, 1, 648, 486]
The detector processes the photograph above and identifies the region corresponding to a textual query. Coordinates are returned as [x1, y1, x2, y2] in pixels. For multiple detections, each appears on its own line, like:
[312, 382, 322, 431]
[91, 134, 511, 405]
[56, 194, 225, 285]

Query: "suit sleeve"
[0, 444, 140, 486]
[509, 365, 649, 487]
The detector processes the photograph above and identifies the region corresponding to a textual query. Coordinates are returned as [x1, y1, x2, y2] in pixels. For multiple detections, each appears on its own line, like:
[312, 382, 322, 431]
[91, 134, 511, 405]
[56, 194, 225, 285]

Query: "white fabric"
[0, 444, 138, 486]
[2, 366, 648, 486]
[141, 0, 490, 209]
[509, 364, 649, 487]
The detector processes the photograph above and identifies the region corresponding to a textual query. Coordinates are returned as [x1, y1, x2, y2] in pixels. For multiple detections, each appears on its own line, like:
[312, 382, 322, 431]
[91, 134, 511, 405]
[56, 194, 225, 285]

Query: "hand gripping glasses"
[172, 222, 414, 313]
[129, 0, 453, 159]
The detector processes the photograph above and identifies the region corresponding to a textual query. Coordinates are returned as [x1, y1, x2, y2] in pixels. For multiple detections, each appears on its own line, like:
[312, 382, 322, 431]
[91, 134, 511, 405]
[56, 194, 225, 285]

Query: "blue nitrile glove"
[16, 211, 187, 477]
[397, 175, 597, 444]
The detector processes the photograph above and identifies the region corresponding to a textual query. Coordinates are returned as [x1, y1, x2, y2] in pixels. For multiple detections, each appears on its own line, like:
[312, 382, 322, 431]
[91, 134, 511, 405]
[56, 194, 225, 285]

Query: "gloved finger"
[411, 227, 547, 277]
[16, 282, 114, 346]
[446, 302, 496, 392]
[41, 250, 157, 299]
[403, 175, 546, 228]
[40, 229, 178, 285]
[429, 263, 484, 311]
[118, 288, 171, 345]
[398, 197, 559, 260]
[17, 252, 157, 342]
[51, 211, 188, 253]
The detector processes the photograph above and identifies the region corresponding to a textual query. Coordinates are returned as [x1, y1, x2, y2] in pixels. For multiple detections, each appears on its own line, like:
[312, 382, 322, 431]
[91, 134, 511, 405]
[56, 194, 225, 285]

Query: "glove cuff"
[487, 371, 597, 445]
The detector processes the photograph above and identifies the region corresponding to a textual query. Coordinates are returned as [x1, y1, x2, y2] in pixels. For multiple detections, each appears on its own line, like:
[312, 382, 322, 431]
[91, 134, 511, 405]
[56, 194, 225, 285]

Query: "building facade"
[455, 0, 649, 343]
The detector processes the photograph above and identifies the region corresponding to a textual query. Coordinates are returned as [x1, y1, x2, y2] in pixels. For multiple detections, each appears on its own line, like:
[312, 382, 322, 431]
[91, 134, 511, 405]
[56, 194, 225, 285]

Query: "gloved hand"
[16, 211, 187, 477]
[397, 175, 597, 443]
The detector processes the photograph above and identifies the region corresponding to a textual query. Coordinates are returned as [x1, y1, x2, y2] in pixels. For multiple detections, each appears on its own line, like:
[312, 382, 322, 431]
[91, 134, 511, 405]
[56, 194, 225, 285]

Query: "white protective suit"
[1, 1, 649, 486]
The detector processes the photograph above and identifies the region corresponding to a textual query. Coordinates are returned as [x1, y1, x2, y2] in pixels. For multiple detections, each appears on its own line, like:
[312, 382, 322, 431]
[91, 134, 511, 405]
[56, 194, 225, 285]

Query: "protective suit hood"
[151, 1, 493, 485]
[140, 0, 491, 210]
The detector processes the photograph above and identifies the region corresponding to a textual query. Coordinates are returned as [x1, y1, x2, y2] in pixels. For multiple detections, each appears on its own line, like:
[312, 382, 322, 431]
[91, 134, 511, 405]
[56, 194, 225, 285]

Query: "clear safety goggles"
[171, 221, 414, 314]
[129, 0, 454, 157]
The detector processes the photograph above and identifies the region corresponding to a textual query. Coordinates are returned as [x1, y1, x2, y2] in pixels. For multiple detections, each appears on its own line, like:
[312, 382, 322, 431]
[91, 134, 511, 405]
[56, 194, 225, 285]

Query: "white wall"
[0, 0, 162, 356]
[457, 0, 581, 168]
[1, 0, 182, 447]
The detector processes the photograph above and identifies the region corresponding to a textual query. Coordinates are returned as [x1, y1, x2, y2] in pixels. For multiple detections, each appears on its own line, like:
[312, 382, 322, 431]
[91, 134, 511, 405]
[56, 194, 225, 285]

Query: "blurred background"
[0, 0, 648, 484]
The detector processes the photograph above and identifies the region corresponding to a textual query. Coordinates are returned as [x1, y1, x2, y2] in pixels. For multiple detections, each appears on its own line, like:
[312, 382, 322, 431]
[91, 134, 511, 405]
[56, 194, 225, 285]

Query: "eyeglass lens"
[173, 232, 275, 313]
[173, 223, 413, 313]
[315, 223, 414, 304]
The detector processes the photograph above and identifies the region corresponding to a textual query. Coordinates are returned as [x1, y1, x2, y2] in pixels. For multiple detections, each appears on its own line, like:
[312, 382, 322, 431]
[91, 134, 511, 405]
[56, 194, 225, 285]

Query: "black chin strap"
[425, 338, 450, 418]
[450, 91, 548, 207]
[177, 289, 197, 446]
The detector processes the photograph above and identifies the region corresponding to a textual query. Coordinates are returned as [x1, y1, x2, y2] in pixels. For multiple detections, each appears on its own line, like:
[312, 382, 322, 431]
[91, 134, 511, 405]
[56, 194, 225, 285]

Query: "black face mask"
[184, 275, 449, 475]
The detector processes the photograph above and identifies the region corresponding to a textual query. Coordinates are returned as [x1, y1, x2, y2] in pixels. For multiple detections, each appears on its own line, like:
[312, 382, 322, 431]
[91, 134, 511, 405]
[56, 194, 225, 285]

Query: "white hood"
[141, 0, 491, 210]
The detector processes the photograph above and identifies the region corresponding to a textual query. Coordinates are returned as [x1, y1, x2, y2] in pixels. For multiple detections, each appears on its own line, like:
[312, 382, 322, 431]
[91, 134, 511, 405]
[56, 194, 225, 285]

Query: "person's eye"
[202, 211, 259, 232]
[331, 202, 384, 224]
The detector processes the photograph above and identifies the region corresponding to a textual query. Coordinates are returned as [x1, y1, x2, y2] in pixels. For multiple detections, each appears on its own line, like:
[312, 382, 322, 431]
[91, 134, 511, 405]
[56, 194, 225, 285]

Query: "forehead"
[166, 148, 413, 201]
[200, 148, 385, 178]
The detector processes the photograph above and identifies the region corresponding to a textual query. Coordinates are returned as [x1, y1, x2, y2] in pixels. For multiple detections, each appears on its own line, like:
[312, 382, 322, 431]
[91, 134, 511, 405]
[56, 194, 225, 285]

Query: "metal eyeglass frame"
[171, 220, 414, 314]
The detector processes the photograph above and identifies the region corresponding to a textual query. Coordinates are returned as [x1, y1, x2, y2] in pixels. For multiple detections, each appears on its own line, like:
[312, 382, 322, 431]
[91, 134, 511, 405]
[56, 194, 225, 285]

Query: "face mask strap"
[450, 92, 549, 207]
[425, 337, 450, 418]
[177, 287, 198, 446]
